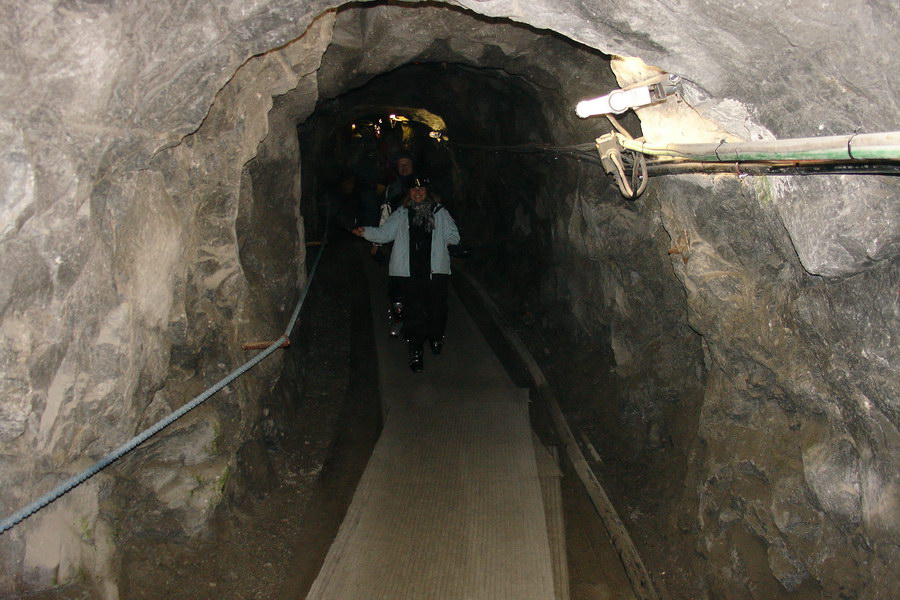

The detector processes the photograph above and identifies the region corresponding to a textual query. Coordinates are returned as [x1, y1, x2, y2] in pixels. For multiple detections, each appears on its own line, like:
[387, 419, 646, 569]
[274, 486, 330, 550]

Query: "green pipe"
[646, 160, 900, 177]
[621, 131, 900, 162]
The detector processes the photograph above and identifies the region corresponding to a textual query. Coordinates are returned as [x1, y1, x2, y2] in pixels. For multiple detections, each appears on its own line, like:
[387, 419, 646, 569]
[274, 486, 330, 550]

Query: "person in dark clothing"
[378, 151, 416, 337]
[348, 127, 381, 227]
[382, 151, 416, 212]
[324, 173, 363, 231]
[352, 177, 460, 372]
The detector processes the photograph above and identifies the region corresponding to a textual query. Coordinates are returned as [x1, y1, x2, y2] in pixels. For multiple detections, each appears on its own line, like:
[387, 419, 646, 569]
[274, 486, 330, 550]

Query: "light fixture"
[576, 73, 681, 118]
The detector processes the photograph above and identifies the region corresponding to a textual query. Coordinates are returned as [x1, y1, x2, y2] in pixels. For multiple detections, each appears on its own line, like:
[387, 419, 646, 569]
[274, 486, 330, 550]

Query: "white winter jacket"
[362, 204, 460, 277]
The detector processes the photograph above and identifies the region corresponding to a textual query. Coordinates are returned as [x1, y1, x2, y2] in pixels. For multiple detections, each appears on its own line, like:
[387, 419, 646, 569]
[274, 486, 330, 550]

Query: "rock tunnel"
[1, 1, 897, 598]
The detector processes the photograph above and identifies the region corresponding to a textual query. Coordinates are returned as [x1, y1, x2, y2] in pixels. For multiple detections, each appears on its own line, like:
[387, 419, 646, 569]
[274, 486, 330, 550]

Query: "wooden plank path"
[305, 250, 565, 600]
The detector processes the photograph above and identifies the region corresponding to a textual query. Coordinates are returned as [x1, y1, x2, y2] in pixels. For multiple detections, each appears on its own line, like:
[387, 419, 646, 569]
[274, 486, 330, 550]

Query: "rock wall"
[0, 4, 334, 595]
[478, 111, 898, 599]
[653, 175, 898, 598]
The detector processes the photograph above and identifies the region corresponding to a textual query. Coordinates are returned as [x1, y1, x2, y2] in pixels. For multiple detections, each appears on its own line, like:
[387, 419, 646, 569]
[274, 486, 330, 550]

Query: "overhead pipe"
[618, 131, 900, 162]
[597, 127, 900, 199]
[645, 159, 900, 177]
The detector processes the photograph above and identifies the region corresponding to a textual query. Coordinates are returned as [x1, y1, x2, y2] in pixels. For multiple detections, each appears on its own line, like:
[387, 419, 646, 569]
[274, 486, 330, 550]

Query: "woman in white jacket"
[353, 177, 460, 372]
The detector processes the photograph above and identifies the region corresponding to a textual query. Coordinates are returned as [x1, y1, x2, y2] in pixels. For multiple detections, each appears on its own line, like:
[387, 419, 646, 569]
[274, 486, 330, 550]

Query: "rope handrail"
[0, 225, 328, 535]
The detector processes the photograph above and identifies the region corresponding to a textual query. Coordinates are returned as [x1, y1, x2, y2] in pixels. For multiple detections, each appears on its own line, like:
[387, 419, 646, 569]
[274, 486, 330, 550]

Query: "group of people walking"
[351, 153, 460, 373]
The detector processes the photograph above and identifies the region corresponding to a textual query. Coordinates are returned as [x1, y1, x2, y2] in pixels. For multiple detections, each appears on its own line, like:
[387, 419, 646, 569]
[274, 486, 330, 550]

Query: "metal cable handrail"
[0, 225, 328, 535]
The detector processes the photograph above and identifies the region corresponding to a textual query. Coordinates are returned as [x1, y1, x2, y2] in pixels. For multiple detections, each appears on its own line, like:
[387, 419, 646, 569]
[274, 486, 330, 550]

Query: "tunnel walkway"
[304, 244, 568, 599]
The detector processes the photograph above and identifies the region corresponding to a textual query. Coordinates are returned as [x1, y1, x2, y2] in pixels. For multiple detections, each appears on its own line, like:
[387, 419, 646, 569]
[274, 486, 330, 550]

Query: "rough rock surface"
[0, 0, 896, 598]
[0, 5, 334, 595]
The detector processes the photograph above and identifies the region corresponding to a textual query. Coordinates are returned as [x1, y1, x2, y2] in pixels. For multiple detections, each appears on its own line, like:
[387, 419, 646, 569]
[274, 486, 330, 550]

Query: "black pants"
[401, 274, 449, 347]
[388, 275, 403, 302]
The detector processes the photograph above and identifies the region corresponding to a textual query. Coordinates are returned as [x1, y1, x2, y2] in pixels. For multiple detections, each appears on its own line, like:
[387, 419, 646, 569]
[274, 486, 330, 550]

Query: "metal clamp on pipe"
[595, 133, 649, 199]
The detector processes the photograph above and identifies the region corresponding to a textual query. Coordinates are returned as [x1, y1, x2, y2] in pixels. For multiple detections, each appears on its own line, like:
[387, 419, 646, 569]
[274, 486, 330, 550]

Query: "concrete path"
[305, 251, 563, 599]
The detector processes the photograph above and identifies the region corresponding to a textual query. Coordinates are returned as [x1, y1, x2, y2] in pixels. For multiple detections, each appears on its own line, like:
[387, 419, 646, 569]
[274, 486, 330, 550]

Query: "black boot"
[408, 343, 424, 373]
[388, 300, 403, 338]
[429, 336, 444, 355]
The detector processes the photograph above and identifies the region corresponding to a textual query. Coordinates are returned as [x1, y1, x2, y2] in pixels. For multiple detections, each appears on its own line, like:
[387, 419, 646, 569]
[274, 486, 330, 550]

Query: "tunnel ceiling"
[10, 0, 892, 183]
[308, 2, 620, 147]
[315, 3, 613, 102]
[311, 63, 553, 144]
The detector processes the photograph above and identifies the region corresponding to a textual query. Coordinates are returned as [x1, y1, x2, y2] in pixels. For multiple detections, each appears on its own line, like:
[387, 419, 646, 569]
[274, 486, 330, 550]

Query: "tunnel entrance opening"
[288, 23, 668, 593]
[303, 104, 455, 237]
[298, 57, 562, 284]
